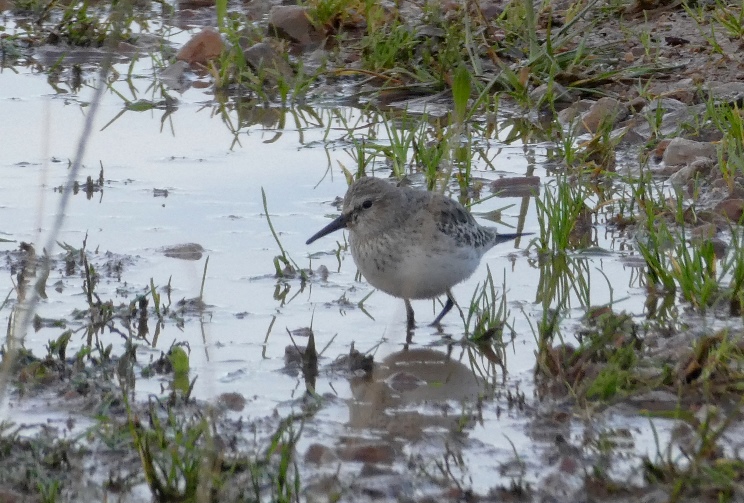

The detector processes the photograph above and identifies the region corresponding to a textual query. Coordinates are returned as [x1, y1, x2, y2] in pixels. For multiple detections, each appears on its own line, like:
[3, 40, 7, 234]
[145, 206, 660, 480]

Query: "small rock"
[304, 476, 343, 501]
[159, 60, 192, 93]
[632, 104, 708, 138]
[242, 42, 293, 80]
[162, 243, 205, 260]
[732, 183, 744, 199]
[217, 392, 246, 411]
[529, 82, 573, 104]
[627, 96, 647, 113]
[352, 470, 413, 499]
[490, 176, 541, 197]
[332, 346, 374, 374]
[0, 489, 25, 503]
[290, 327, 313, 338]
[691, 223, 717, 240]
[710, 238, 728, 258]
[386, 371, 426, 393]
[630, 45, 646, 58]
[557, 99, 593, 127]
[664, 88, 697, 105]
[580, 97, 628, 133]
[268, 5, 324, 46]
[416, 25, 446, 38]
[627, 390, 680, 409]
[706, 81, 744, 105]
[653, 139, 672, 162]
[177, 0, 214, 8]
[536, 460, 585, 503]
[316, 264, 329, 281]
[641, 488, 671, 503]
[647, 78, 698, 104]
[711, 177, 730, 190]
[662, 137, 717, 166]
[695, 209, 720, 224]
[667, 158, 714, 187]
[176, 28, 224, 65]
[479, 0, 504, 19]
[641, 97, 688, 115]
[304, 443, 337, 464]
[715, 198, 744, 222]
[340, 442, 396, 464]
[284, 345, 304, 366]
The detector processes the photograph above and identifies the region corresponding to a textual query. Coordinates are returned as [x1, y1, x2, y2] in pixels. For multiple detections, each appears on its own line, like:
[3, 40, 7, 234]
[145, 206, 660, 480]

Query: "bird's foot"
[431, 293, 455, 327]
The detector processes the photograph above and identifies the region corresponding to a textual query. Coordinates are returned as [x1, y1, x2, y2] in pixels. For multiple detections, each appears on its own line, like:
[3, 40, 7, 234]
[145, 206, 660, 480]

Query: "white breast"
[351, 234, 483, 300]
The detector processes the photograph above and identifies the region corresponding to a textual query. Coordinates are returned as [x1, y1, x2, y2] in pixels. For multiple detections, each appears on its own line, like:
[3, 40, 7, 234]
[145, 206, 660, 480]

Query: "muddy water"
[0, 53, 667, 495]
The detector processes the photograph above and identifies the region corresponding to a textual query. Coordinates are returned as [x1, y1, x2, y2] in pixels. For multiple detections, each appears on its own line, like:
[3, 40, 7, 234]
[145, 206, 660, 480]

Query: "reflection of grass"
[535, 177, 592, 253]
[643, 399, 744, 501]
[4, 0, 725, 131]
[51, 0, 138, 47]
[0, 233, 307, 501]
[535, 252, 591, 311]
[462, 266, 510, 345]
[0, 5, 314, 501]
[261, 187, 308, 281]
[631, 175, 744, 313]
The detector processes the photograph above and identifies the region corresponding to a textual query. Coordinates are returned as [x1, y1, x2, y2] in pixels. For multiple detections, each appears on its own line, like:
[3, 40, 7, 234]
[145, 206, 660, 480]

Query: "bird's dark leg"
[404, 298, 415, 331]
[431, 289, 456, 327]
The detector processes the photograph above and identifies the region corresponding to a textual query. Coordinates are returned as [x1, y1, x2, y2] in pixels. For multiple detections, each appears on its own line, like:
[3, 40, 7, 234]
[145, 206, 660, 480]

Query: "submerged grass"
[462, 266, 510, 344]
[125, 397, 303, 503]
[261, 187, 308, 281]
[535, 177, 593, 253]
[0, 232, 307, 502]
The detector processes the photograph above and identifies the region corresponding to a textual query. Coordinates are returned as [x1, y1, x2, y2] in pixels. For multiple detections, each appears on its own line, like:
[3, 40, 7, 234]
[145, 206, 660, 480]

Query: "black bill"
[306, 214, 349, 245]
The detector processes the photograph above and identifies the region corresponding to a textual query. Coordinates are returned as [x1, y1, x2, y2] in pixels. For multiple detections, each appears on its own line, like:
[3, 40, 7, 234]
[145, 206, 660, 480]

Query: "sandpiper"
[306, 177, 531, 330]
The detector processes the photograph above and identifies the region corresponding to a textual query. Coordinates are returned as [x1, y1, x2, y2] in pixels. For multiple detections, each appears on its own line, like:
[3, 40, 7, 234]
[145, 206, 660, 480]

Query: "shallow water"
[0, 46, 677, 496]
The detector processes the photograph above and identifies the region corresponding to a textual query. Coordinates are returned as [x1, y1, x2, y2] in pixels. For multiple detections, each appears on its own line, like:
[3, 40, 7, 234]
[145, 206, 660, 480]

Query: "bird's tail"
[494, 232, 533, 246]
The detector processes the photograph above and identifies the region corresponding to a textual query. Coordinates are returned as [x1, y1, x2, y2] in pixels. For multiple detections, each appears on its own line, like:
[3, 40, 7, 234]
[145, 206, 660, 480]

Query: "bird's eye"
[362, 200, 373, 209]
